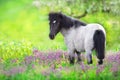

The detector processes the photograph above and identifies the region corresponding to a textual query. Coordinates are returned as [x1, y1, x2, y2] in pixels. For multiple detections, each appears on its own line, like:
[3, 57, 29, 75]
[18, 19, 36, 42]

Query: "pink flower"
[96, 65, 104, 75]
[3, 66, 26, 76]
[11, 59, 18, 63]
[110, 63, 119, 73]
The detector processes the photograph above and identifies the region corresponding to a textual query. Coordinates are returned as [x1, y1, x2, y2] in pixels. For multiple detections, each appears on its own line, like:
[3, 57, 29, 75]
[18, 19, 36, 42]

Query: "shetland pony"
[48, 12, 106, 65]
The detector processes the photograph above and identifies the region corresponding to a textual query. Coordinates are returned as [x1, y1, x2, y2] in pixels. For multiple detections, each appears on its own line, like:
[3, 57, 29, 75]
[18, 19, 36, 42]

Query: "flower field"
[0, 0, 120, 80]
[0, 49, 120, 80]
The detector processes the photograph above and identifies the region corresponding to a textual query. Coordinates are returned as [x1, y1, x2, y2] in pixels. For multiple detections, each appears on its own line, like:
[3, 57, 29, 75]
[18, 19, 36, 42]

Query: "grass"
[0, 50, 120, 80]
[0, 0, 120, 80]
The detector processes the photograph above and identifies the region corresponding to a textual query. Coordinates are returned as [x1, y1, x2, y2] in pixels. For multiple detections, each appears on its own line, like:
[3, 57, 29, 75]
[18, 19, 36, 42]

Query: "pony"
[48, 12, 106, 65]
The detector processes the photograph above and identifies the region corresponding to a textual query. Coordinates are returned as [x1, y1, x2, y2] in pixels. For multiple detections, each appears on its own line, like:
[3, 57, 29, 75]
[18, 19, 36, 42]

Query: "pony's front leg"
[76, 51, 81, 63]
[68, 50, 75, 64]
[86, 50, 93, 64]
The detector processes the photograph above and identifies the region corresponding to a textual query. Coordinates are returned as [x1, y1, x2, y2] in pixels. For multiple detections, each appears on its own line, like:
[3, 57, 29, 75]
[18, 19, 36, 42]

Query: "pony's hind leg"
[98, 59, 103, 65]
[86, 50, 93, 64]
[75, 50, 81, 63]
[68, 50, 75, 64]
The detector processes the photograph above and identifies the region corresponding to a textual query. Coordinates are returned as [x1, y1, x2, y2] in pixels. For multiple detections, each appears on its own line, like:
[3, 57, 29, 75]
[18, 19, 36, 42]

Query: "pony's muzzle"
[49, 34, 55, 40]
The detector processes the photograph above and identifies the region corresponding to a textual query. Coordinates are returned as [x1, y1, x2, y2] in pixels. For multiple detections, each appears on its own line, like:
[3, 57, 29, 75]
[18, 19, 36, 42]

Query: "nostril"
[49, 34, 55, 40]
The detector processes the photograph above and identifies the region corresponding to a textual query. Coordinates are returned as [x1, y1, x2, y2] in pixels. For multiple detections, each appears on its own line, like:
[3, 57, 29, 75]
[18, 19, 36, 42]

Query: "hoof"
[98, 60, 103, 65]
[76, 60, 82, 64]
[69, 59, 74, 64]
[87, 60, 93, 64]
[69, 56, 75, 64]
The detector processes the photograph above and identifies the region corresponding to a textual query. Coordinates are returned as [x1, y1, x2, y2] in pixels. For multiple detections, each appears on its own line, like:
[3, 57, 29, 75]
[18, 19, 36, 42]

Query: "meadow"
[0, 0, 120, 80]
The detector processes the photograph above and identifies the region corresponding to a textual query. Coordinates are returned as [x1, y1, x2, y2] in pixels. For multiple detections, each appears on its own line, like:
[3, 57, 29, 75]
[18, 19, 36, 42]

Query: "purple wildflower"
[24, 56, 34, 65]
[3, 66, 26, 76]
[33, 48, 39, 54]
[41, 69, 51, 76]
[11, 59, 18, 63]
[110, 63, 119, 73]
[80, 62, 86, 72]
[32, 64, 35, 69]
[106, 52, 120, 63]
[96, 65, 104, 75]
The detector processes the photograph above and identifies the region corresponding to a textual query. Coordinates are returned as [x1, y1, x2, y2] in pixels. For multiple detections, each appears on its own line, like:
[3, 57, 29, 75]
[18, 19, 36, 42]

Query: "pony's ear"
[48, 13, 51, 20]
[48, 12, 54, 18]
[58, 12, 63, 19]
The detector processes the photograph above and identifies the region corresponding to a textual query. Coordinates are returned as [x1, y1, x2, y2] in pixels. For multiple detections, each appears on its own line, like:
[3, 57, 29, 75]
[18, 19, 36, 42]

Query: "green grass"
[0, 0, 120, 80]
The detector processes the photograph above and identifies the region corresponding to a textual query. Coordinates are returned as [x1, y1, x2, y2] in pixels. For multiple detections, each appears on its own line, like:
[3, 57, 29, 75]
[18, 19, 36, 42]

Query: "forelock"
[49, 12, 62, 21]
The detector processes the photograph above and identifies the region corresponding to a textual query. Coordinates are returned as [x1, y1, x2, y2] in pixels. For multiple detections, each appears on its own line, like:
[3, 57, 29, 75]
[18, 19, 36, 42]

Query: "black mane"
[49, 12, 87, 29]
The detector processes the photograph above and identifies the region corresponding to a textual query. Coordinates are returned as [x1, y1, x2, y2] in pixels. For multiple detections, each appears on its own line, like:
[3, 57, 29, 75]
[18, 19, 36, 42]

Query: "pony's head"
[48, 12, 87, 40]
[48, 12, 62, 40]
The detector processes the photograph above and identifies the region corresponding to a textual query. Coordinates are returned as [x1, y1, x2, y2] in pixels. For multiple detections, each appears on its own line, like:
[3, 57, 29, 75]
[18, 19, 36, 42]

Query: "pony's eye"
[53, 20, 56, 23]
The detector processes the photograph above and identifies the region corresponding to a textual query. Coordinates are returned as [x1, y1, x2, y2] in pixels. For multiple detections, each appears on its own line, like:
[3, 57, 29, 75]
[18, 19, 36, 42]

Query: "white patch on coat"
[60, 23, 106, 58]
[53, 20, 56, 23]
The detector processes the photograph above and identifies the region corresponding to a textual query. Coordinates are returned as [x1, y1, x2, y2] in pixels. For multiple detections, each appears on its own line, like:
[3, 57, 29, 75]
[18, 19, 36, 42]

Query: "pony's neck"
[60, 28, 68, 37]
[60, 14, 86, 37]
[60, 27, 75, 37]
[60, 15, 74, 30]
[60, 14, 86, 30]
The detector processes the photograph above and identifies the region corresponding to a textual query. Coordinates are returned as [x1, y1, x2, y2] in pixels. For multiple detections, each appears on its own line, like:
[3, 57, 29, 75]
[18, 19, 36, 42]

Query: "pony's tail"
[93, 30, 105, 64]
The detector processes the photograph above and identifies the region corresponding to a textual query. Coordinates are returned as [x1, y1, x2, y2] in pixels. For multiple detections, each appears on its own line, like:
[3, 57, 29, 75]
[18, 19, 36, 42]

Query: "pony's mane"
[49, 12, 87, 29]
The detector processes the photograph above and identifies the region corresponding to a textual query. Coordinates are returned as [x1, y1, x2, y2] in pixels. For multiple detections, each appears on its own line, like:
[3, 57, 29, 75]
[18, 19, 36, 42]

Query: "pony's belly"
[77, 48, 85, 52]
[75, 46, 85, 52]
[74, 41, 85, 52]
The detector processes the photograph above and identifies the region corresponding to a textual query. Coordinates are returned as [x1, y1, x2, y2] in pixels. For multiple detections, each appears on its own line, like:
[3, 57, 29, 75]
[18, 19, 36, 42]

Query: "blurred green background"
[0, 0, 120, 59]
[0, 1, 120, 79]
